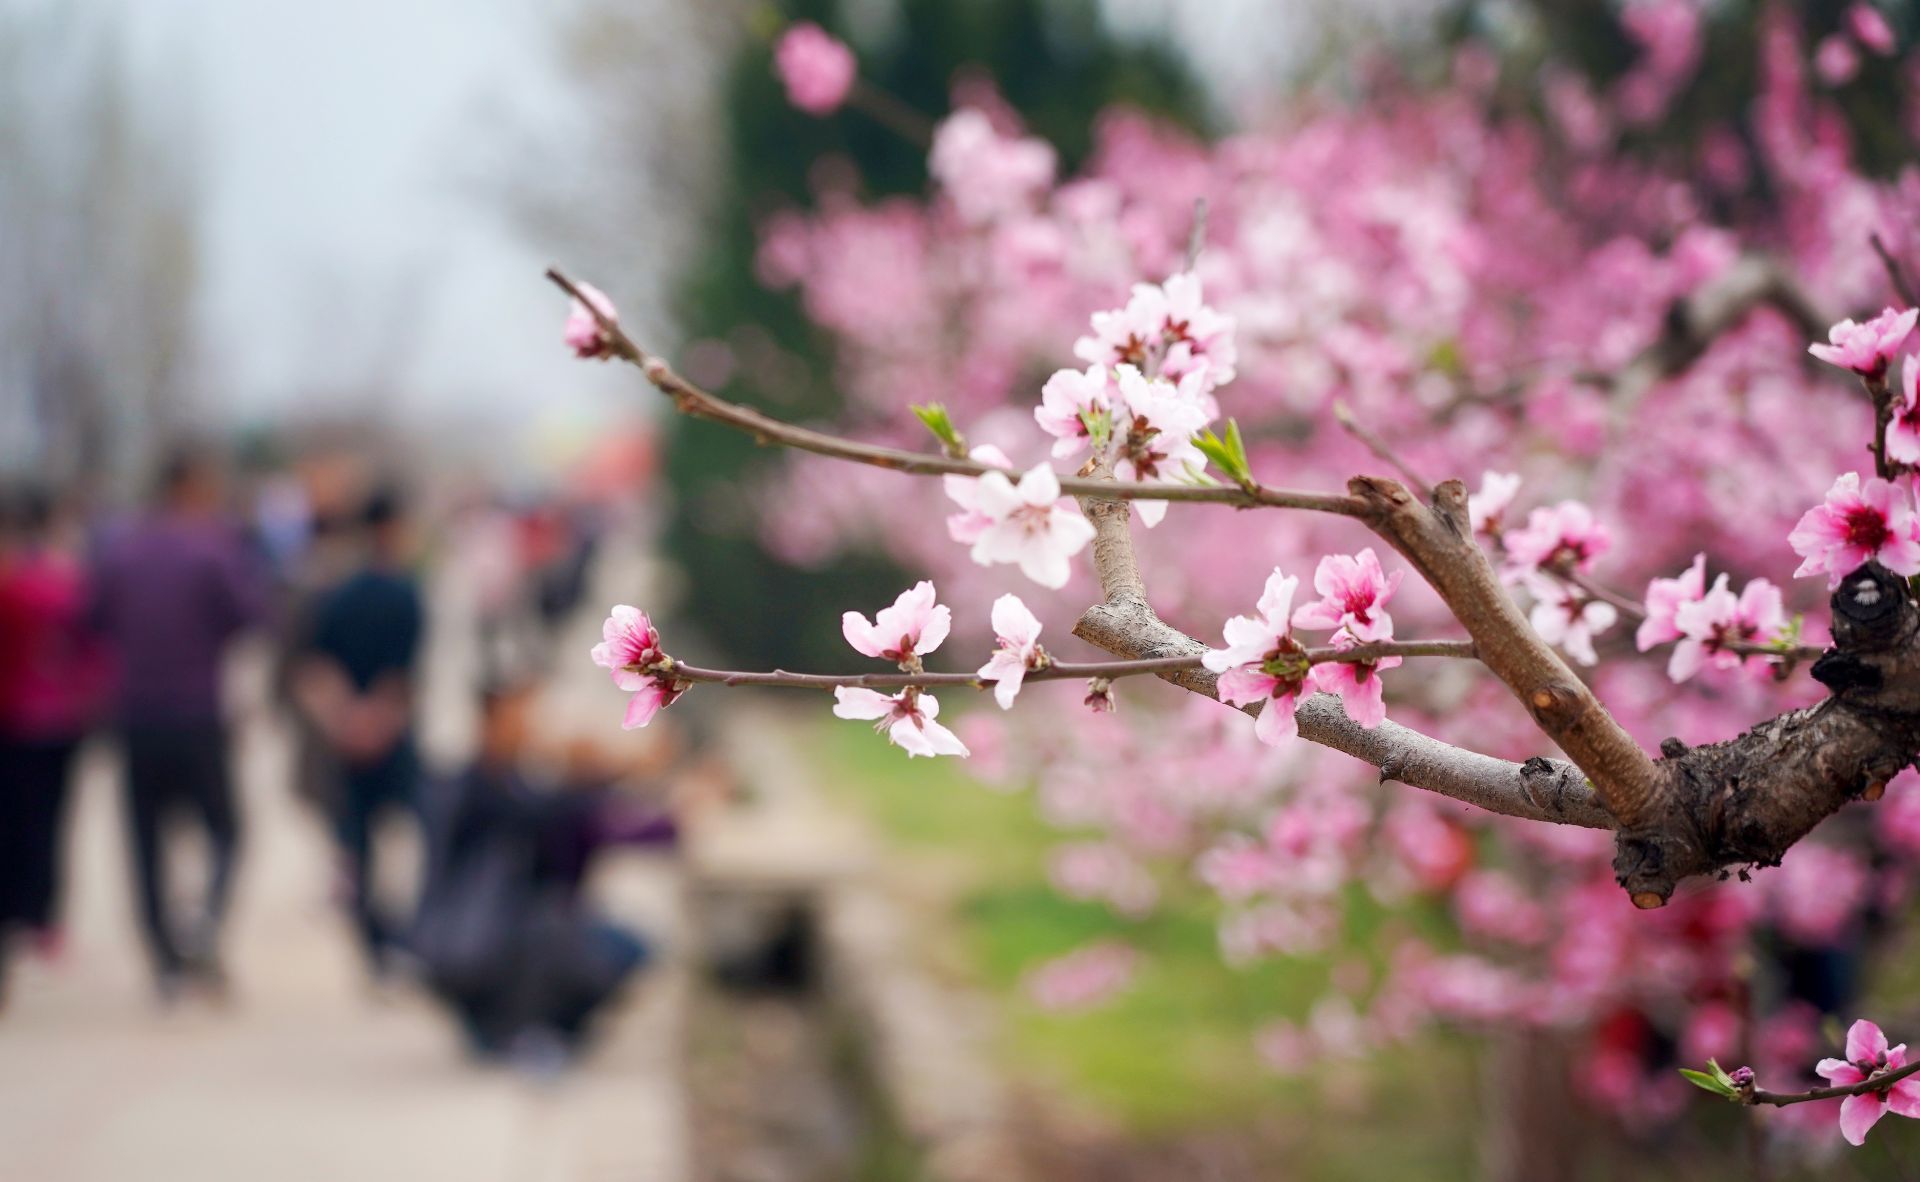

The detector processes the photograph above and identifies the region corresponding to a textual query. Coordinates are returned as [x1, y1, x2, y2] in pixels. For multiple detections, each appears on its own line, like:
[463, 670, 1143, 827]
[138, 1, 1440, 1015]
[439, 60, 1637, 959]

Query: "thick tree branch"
[1069, 480, 1612, 828]
[1334, 395, 1821, 671]
[1616, 562, 1920, 905]
[1346, 477, 1663, 831]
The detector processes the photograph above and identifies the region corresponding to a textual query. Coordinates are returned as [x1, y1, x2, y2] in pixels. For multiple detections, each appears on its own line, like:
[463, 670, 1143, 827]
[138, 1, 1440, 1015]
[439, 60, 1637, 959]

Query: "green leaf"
[911, 403, 966, 457]
[1079, 407, 1113, 453]
[1679, 1068, 1739, 1099]
[1768, 614, 1806, 654]
[1194, 418, 1252, 488]
[1426, 337, 1464, 378]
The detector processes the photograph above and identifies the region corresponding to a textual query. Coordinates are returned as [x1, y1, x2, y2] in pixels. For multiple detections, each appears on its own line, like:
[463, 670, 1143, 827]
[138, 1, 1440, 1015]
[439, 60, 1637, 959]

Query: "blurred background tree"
[1447, 0, 1913, 176]
[0, 5, 201, 493]
[666, 0, 1206, 669]
[524, 0, 1199, 669]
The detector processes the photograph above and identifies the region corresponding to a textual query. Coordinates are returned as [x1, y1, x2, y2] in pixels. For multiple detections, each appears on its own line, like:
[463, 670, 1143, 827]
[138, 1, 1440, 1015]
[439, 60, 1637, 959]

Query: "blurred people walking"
[0, 486, 110, 1002]
[290, 486, 424, 981]
[92, 448, 266, 1002]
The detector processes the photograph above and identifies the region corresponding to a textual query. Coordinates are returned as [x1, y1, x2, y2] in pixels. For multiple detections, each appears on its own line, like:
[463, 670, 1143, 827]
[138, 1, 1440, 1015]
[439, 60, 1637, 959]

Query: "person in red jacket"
[0, 485, 110, 1002]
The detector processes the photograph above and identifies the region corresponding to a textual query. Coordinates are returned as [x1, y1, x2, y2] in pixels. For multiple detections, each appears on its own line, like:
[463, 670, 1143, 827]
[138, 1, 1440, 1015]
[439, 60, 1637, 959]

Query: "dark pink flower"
[1808, 307, 1916, 376]
[1814, 1019, 1920, 1146]
[1308, 638, 1400, 728]
[1788, 472, 1920, 587]
[590, 605, 683, 729]
[1292, 548, 1402, 642]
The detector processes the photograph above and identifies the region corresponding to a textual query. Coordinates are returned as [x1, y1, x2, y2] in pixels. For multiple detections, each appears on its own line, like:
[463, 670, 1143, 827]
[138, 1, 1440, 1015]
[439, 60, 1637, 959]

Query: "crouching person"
[410, 677, 678, 1071]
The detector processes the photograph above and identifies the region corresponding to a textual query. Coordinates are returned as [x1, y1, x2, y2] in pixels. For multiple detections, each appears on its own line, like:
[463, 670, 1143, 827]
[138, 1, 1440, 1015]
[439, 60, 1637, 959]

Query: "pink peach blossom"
[1308, 647, 1400, 728]
[1814, 1019, 1920, 1145]
[928, 109, 1056, 225]
[1808, 307, 1917, 376]
[1847, 3, 1897, 55]
[1074, 272, 1237, 405]
[1112, 364, 1211, 527]
[1026, 941, 1138, 1011]
[1503, 500, 1612, 577]
[831, 687, 969, 758]
[1035, 364, 1113, 458]
[1788, 472, 1920, 587]
[773, 23, 856, 115]
[945, 460, 1095, 588]
[1668, 573, 1787, 681]
[1468, 471, 1521, 539]
[1886, 357, 1920, 465]
[589, 605, 683, 729]
[1203, 568, 1307, 746]
[943, 444, 1014, 545]
[842, 581, 951, 664]
[978, 593, 1044, 709]
[1292, 548, 1403, 642]
[1525, 577, 1618, 666]
[1636, 553, 1707, 651]
[563, 282, 619, 360]
[1815, 35, 1862, 87]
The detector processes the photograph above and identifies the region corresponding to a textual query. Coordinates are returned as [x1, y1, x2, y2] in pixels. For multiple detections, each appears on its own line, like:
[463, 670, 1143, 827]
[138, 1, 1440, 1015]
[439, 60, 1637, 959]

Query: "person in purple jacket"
[91, 447, 266, 1002]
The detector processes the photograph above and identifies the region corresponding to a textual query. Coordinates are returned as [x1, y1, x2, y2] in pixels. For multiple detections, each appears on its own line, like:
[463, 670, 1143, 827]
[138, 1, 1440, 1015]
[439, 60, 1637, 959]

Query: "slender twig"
[845, 81, 934, 147]
[1747, 1058, 1920, 1107]
[1335, 394, 1816, 672]
[1184, 198, 1208, 273]
[1871, 232, 1918, 309]
[1866, 370, 1902, 481]
[546, 268, 1369, 516]
[1333, 400, 1435, 493]
[1554, 566, 1824, 665]
[660, 639, 1478, 694]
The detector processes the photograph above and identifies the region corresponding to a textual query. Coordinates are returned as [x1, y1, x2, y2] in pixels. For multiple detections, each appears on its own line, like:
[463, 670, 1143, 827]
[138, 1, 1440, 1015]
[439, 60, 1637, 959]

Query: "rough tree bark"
[1615, 561, 1920, 905]
[1076, 480, 1920, 908]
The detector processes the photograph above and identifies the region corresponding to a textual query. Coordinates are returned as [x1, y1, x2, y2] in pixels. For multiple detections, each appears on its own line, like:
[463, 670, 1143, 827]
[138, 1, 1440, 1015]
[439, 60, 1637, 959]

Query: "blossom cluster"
[1203, 550, 1403, 745]
[1637, 554, 1790, 682]
[1031, 272, 1234, 526]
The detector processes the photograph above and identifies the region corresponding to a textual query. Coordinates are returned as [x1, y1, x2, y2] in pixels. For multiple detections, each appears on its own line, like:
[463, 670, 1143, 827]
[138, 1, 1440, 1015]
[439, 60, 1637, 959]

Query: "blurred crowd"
[0, 434, 692, 1073]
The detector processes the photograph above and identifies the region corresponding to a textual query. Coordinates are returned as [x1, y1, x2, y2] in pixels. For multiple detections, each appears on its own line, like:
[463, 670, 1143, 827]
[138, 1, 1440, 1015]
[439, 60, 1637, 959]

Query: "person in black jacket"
[411, 679, 674, 1069]
[293, 487, 424, 979]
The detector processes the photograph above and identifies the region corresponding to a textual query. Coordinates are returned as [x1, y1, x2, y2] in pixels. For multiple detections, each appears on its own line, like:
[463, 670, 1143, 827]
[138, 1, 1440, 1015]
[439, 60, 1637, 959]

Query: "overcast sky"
[116, 0, 642, 450]
[94, 0, 1381, 459]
